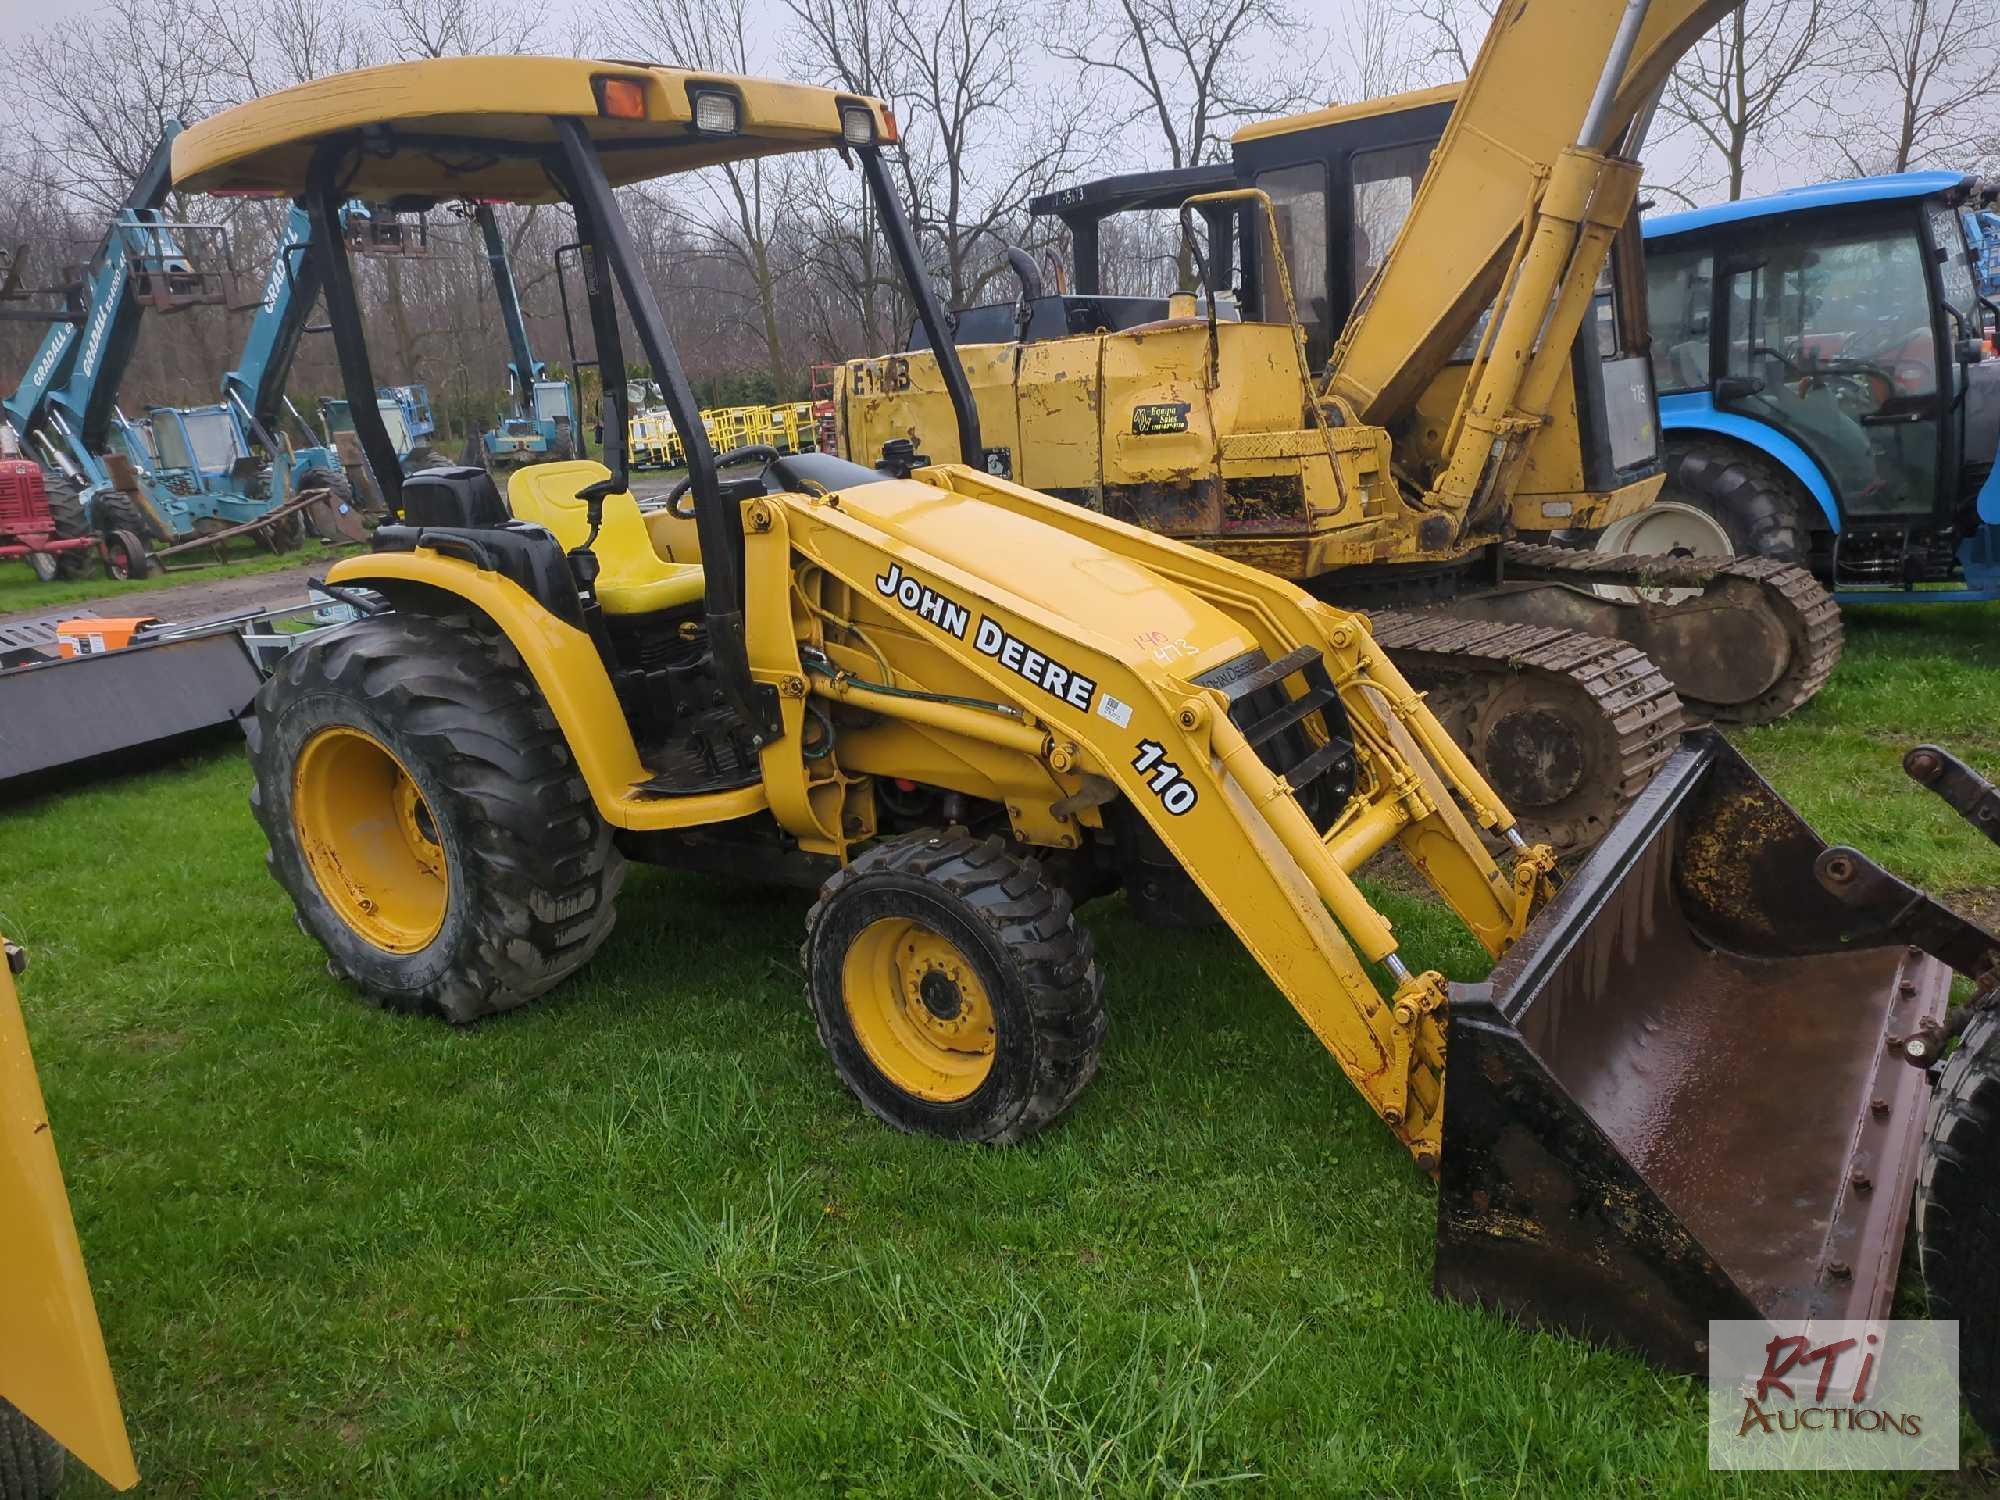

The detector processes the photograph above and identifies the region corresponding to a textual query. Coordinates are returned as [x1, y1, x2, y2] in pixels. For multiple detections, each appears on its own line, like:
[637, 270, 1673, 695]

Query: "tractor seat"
[506, 460, 704, 615]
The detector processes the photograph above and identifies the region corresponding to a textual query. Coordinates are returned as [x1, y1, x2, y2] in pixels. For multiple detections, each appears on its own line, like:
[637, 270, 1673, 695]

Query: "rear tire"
[0, 1399, 64, 1500]
[803, 830, 1104, 1144]
[1917, 1002, 2000, 1443]
[294, 466, 355, 541]
[96, 490, 168, 548]
[1660, 436, 1811, 563]
[44, 477, 92, 579]
[247, 609, 626, 1022]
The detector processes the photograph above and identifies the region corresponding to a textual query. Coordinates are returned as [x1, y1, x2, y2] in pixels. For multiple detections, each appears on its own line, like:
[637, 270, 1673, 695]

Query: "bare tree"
[615, 0, 798, 394]
[13, 0, 242, 210]
[892, 0, 1088, 307]
[373, 0, 547, 59]
[783, 0, 913, 355]
[1047, 0, 1333, 171]
[1655, 0, 1845, 201]
[1806, 0, 1999, 174]
[1401, 0, 1496, 81]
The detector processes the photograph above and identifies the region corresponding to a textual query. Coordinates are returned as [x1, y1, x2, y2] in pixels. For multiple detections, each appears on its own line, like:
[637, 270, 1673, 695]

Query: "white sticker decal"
[1097, 693, 1133, 729]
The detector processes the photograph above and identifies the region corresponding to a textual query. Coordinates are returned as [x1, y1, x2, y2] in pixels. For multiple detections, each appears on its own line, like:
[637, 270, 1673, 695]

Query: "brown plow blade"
[1436, 732, 1989, 1371]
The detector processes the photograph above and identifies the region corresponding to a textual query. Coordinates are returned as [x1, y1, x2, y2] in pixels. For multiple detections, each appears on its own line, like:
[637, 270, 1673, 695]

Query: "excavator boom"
[1328, 0, 1739, 426]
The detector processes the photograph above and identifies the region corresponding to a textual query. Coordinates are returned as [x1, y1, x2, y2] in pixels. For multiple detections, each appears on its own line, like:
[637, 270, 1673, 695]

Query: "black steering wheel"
[664, 444, 783, 519]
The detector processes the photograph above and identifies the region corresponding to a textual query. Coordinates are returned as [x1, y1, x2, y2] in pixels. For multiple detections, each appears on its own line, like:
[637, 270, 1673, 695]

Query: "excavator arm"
[1327, 0, 1740, 461]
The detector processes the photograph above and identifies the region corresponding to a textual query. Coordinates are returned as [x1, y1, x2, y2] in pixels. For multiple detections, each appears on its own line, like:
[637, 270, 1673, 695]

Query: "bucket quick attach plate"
[1436, 733, 1949, 1371]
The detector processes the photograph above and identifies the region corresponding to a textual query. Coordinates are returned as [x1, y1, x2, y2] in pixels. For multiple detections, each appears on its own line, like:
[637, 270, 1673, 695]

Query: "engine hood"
[815, 477, 1258, 678]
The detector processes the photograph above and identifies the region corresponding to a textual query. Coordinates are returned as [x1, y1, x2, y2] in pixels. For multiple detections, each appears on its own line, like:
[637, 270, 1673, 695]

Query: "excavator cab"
[172, 52, 1995, 1382]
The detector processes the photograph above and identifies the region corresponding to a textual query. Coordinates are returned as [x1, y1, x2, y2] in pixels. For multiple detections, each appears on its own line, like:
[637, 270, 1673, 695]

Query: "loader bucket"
[1436, 733, 1950, 1372]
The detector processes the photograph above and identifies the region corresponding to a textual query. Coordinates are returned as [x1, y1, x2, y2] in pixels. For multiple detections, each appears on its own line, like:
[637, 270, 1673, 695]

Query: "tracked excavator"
[176, 49, 2000, 1388]
[835, 6, 1843, 856]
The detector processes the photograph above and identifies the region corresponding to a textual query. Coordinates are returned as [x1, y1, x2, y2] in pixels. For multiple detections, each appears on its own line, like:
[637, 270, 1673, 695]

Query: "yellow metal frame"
[0, 940, 138, 1491]
[326, 454, 1554, 1164]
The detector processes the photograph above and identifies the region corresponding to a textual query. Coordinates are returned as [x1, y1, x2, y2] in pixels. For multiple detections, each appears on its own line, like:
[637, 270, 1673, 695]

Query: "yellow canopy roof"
[173, 55, 896, 201]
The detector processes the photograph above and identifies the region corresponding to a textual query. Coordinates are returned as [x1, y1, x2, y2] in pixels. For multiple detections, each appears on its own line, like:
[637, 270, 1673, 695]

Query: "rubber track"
[1501, 542, 1844, 724]
[1366, 608, 1685, 834]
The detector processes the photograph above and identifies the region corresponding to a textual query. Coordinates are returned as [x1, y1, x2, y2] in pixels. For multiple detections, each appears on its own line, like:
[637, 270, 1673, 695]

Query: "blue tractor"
[1643, 172, 2000, 601]
[465, 204, 576, 469]
[1961, 202, 2000, 301]
[317, 380, 447, 481]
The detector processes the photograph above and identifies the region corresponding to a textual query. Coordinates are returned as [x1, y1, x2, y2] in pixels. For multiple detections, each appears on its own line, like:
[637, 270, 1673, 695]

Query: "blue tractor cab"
[111, 398, 307, 542]
[1643, 172, 2000, 601]
[319, 382, 443, 472]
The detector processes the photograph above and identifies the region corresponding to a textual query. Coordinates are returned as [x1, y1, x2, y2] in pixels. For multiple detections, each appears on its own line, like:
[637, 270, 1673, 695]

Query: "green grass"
[3, 607, 1995, 1496]
[0, 543, 363, 615]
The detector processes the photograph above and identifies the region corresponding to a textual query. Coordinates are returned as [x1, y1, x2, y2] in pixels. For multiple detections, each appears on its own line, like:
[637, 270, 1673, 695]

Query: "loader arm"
[761, 464, 1556, 1167]
[1325, 0, 1740, 530]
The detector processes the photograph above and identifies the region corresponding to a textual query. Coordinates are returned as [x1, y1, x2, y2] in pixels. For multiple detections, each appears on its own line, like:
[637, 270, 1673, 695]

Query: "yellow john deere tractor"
[177, 56, 2000, 1378]
[836, 0, 1844, 857]
[0, 937, 138, 1499]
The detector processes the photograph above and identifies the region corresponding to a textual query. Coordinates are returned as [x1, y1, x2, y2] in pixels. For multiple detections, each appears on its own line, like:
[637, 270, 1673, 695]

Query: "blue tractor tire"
[1661, 436, 1811, 564]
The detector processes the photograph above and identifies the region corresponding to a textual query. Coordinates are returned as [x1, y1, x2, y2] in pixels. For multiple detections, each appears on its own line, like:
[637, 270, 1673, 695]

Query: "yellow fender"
[325, 548, 768, 832]
[0, 941, 138, 1491]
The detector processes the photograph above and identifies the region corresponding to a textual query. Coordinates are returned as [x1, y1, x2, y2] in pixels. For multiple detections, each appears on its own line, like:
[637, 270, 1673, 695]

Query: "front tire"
[102, 528, 151, 580]
[1660, 436, 1811, 563]
[803, 830, 1104, 1144]
[1917, 1003, 2000, 1442]
[247, 609, 625, 1022]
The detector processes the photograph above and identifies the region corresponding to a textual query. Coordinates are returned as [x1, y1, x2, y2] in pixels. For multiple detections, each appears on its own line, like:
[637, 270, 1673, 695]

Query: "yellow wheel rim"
[292, 725, 449, 953]
[841, 917, 997, 1102]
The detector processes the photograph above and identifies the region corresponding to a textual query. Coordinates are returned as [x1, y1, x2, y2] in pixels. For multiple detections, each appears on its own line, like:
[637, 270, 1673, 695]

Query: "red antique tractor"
[0, 461, 148, 583]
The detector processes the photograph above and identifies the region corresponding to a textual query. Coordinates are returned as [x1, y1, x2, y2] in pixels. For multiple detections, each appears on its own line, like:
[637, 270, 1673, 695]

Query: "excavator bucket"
[1438, 733, 1962, 1370]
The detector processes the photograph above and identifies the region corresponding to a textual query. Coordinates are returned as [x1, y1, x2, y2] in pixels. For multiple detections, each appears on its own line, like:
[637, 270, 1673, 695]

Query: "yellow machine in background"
[630, 400, 823, 471]
[838, 0, 1842, 854]
[0, 937, 138, 1499]
[175, 51, 1997, 1384]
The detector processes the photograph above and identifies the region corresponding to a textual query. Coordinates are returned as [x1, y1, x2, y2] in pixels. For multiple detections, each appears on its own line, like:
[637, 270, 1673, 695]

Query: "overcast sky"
[0, 0, 1865, 216]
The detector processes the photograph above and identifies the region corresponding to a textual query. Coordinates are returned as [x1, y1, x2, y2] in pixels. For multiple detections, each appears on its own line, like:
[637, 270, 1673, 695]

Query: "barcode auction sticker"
[1708, 1319, 1959, 1470]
